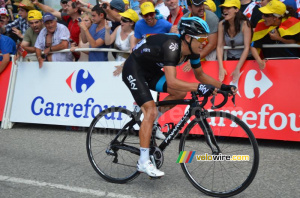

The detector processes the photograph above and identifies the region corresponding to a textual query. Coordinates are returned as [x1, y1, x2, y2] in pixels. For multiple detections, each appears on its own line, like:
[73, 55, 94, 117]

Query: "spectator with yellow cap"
[251, 0, 300, 69]
[1, 0, 34, 40]
[217, 0, 253, 83]
[204, 0, 216, 13]
[133, 2, 172, 45]
[104, 9, 139, 75]
[18, 10, 44, 61]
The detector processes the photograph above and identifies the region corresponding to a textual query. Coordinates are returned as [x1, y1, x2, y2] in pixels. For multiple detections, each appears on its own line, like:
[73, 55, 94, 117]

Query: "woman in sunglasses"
[104, 9, 139, 76]
[251, 0, 300, 69]
[216, 0, 252, 83]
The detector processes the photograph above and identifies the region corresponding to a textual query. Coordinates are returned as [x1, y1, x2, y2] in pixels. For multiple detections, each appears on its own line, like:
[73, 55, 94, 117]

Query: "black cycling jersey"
[132, 34, 201, 69]
[122, 34, 202, 107]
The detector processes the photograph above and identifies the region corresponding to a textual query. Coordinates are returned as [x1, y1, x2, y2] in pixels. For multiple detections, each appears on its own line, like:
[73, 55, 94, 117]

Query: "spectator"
[204, 0, 216, 13]
[77, 0, 126, 31]
[1, 0, 34, 40]
[19, 10, 43, 61]
[130, 0, 140, 12]
[103, 0, 126, 31]
[59, 0, 68, 14]
[32, 0, 81, 55]
[80, 5, 111, 61]
[217, 0, 252, 83]
[0, 7, 19, 42]
[0, 0, 5, 8]
[184, 0, 219, 61]
[240, 0, 262, 28]
[155, 0, 170, 19]
[35, 13, 73, 68]
[70, 12, 93, 62]
[165, 0, 187, 25]
[0, 32, 16, 74]
[5, 0, 14, 21]
[251, 0, 300, 69]
[134, 2, 172, 45]
[104, 9, 139, 75]
[123, 0, 130, 10]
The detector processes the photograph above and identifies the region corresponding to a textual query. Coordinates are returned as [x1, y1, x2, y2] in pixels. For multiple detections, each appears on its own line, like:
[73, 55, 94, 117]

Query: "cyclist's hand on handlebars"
[197, 84, 216, 97]
[221, 84, 237, 95]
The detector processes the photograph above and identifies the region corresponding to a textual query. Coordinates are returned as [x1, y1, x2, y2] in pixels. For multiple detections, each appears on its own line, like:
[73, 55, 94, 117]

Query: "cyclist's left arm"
[193, 66, 222, 88]
[193, 67, 237, 94]
[164, 66, 199, 92]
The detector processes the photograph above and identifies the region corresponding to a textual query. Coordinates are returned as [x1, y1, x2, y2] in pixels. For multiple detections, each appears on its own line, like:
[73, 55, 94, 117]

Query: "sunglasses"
[142, 12, 155, 18]
[61, 1, 68, 4]
[263, 13, 273, 18]
[189, 0, 204, 6]
[189, 35, 208, 43]
[121, 17, 132, 23]
[230, 39, 235, 49]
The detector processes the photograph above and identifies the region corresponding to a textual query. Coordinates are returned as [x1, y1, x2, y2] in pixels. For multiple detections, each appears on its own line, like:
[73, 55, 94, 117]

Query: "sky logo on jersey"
[66, 69, 95, 93]
[176, 151, 196, 163]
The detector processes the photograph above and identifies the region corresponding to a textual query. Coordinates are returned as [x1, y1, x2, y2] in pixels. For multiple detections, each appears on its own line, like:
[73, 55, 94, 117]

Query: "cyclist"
[122, 17, 237, 177]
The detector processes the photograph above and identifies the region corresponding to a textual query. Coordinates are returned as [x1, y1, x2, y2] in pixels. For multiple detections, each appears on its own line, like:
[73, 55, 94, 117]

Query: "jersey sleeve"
[162, 38, 180, 66]
[189, 53, 201, 69]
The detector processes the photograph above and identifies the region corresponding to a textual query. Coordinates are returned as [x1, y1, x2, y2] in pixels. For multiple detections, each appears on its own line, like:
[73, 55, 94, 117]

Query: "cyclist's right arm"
[164, 66, 201, 92]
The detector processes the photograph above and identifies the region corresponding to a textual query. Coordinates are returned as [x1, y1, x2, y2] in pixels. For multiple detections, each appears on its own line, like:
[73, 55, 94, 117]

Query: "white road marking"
[0, 175, 135, 198]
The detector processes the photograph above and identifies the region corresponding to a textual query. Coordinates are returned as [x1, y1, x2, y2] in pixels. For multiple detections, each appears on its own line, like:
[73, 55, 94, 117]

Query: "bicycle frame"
[156, 97, 220, 154]
[110, 92, 221, 156]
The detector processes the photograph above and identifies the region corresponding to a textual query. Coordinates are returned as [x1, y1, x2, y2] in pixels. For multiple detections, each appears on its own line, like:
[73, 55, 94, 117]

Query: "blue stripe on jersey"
[190, 58, 200, 65]
[155, 75, 166, 92]
[165, 33, 181, 38]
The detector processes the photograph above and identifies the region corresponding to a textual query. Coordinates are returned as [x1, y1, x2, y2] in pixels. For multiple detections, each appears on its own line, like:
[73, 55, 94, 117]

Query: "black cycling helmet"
[178, 17, 210, 37]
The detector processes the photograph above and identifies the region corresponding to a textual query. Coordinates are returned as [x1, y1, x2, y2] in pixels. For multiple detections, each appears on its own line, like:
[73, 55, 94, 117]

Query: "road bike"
[86, 91, 259, 197]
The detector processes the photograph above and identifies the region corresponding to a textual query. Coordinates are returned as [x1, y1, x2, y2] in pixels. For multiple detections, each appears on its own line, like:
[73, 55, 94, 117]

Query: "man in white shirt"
[35, 13, 73, 68]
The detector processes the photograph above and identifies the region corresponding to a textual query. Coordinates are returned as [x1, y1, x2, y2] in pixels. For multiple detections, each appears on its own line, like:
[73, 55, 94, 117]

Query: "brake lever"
[210, 95, 216, 109]
[232, 95, 236, 107]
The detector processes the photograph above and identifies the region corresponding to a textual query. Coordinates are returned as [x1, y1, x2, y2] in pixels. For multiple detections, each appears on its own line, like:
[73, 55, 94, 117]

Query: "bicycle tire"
[179, 111, 259, 197]
[87, 107, 141, 184]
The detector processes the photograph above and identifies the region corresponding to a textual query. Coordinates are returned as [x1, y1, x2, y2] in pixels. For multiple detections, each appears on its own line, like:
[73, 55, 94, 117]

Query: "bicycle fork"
[197, 111, 222, 155]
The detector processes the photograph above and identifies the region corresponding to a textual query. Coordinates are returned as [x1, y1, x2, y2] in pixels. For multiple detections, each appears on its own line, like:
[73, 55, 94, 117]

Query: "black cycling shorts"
[122, 55, 168, 107]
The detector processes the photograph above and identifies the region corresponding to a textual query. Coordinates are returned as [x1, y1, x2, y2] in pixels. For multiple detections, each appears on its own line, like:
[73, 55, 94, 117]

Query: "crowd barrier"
[0, 45, 300, 142]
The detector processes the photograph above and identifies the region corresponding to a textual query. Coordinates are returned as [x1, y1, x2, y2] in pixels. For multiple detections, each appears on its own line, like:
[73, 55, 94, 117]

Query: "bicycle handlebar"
[191, 89, 236, 109]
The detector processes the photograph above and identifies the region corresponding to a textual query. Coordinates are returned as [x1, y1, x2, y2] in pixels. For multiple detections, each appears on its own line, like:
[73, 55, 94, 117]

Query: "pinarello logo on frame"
[66, 69, 95, 93]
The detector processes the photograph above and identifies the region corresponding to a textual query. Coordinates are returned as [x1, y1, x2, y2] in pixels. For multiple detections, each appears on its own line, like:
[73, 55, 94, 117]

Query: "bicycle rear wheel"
[87, 107, 140, 183]
[179, 111, 259, 197]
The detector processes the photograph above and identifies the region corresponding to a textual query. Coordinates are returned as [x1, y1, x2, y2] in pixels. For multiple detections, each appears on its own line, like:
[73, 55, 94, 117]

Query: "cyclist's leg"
[122, 56, 164, 177]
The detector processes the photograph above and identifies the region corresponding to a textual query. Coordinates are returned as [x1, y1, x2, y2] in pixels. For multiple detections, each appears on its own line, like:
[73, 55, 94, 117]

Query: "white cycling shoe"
[155, 126, 166, 140]
[137, 160, 165, 177]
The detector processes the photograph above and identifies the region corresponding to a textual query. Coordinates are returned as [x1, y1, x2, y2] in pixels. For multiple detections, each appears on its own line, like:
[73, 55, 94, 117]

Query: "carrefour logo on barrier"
[233, 69, 273, 99]
[66, 69, 95, 93]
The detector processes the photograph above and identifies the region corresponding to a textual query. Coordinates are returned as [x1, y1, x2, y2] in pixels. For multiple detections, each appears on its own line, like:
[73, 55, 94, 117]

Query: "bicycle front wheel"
[87, 107, 140, 183]
[179, 111, 259, 197]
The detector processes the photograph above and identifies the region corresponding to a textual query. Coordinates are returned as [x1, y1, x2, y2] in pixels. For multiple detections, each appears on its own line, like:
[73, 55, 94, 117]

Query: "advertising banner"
[0, 62, 12, 121]
[10, 62, 157, 127]
[158, 60, 300, 142]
